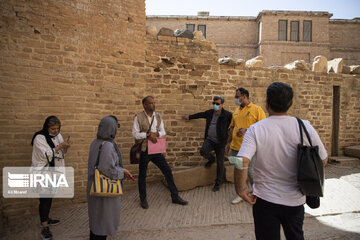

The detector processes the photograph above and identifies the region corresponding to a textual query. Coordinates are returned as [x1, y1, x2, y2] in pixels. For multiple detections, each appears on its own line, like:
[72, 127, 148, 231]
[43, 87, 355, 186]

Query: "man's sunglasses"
[212, 102, 221, 106]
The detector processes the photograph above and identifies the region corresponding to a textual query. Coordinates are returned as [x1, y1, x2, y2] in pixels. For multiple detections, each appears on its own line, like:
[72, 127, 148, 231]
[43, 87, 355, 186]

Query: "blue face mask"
[213, 104, 220, 111]
[234, 98, 241, 106]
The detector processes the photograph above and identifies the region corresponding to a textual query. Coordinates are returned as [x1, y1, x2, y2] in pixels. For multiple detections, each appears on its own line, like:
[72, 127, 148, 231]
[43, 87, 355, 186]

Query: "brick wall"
[147, 17, 258, 59]
[258, 13, 331, 66]
[1, 1, 360, 226]
[144, 36, 221, 168]
[0, 0, 146, 225]
[259, 13, 331, 43]
[260, 42, 330, 66]
[336, 74, 360, 150]
[329, 21, 360, 65]
[147, 12, 360, 66]
[143, 35, 360, 167]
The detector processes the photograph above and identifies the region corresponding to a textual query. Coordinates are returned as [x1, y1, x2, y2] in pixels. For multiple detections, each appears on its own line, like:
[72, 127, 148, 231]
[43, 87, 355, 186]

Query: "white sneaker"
[231, 195, 243, 204]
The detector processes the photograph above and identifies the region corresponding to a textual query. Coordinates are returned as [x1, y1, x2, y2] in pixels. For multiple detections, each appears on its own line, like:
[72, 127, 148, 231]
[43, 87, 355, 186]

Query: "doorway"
[331, 86, 340, 156]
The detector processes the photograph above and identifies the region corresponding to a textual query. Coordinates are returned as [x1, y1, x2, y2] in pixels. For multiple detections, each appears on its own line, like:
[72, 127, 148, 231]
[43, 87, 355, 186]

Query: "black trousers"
[138, 151, 178, 200]
[253, 197, 304, 240]
[90, 230, 107, 240]
[39, 198, 53, 223]
[200, 138, 225, 185]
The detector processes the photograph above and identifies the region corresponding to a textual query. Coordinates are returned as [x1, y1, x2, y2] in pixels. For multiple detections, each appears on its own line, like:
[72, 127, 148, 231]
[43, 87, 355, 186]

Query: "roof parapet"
[146, 15, 256, 21]
[256, 10, 333, 21]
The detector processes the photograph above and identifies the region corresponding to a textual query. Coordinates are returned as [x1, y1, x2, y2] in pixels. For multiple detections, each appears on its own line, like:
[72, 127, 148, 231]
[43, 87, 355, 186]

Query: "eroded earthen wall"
[146, 17, 258, 59]
[144, 35, 360, 186]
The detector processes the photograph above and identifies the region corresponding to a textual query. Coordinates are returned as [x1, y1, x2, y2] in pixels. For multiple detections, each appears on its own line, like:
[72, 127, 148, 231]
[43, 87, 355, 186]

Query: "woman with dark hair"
[87, 115, 133, 240]
[31, 115, 71, 240]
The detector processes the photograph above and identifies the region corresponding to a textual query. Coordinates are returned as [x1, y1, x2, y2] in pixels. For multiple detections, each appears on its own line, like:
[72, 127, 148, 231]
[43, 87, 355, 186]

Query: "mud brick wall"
[144, 36, 360, 172]
[146, 16, 258, 60]
[144, 36, 222, 167]
[0, 0, 146, 225]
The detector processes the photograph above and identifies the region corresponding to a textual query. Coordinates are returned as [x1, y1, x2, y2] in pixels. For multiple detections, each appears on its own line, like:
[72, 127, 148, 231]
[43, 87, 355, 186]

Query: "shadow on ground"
[2, 163, 360, 240]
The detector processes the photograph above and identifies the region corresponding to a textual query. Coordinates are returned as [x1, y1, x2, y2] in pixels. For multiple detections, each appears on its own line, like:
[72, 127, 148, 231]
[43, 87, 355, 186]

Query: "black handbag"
[306, 196, 320, 209]
[130, 116, 155, 164]
[296, 117, 324, 208]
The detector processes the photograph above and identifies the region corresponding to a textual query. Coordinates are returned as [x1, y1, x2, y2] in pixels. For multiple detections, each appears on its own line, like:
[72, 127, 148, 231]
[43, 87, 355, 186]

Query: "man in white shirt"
[133, 96, 188, 209]
[235, 82, 328, 240]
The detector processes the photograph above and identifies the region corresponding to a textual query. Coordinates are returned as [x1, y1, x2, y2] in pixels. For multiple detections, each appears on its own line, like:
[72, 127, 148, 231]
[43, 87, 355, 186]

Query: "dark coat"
[189, 108, 232, 145]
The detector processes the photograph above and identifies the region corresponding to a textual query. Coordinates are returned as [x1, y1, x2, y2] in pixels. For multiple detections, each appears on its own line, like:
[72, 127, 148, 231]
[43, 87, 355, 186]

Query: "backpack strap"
[296, 117, 313, 147]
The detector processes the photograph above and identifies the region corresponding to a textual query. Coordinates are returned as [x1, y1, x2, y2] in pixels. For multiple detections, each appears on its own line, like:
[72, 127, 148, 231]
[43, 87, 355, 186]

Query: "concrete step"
[168, 162, 235, 191]
[166, 164, 217, 191]
[344, 145, 360, 158]
[329, 156, 360, 164]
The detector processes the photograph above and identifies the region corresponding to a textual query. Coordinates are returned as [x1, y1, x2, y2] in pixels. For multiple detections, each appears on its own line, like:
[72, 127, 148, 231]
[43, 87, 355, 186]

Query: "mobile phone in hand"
[129, 175, 135, 181]
[67, 136, 71, 143]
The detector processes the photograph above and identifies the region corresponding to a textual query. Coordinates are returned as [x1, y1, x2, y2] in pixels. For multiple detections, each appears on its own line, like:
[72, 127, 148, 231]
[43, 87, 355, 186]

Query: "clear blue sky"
[146, 0, 360, 19]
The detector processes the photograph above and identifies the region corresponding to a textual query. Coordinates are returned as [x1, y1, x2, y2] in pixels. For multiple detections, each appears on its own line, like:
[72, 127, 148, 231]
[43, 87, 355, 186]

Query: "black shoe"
[172, 196, 188, 205]
[48, 218, 60, 226]
[41, 227, 53, 240]
[213, 183, 220, 192]
[205, 160, 214, 168]
[141, 199, 149, 209]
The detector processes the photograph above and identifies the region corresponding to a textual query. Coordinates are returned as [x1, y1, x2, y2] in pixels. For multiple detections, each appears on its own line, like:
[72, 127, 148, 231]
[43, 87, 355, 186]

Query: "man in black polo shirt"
[183, 96, 232, 191]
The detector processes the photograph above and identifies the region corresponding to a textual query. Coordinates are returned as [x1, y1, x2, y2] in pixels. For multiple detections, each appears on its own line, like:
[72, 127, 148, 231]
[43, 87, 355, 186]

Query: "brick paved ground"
[2, 162, 360, 240]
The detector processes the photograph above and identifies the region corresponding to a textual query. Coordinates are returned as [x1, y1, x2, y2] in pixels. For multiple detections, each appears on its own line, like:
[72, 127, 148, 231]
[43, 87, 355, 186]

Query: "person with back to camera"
[31, 115, 72, 240]
[235, 82, 328, 240]
[87, 115, 133, 240]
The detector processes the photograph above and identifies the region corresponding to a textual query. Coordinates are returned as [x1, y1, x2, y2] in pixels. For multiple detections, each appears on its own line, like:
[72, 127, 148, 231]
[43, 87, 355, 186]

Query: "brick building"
[147, 10, 360, 66]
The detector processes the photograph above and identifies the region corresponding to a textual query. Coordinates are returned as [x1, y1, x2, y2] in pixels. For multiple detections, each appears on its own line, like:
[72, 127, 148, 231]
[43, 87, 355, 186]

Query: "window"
[303, 20, 312, 42]
[257, 21, 262, 43]
[290, 21, 299, 42]
[278, 20, 287, 41]
[198, 24, 206, 38]
[186, 24, 195, 32]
